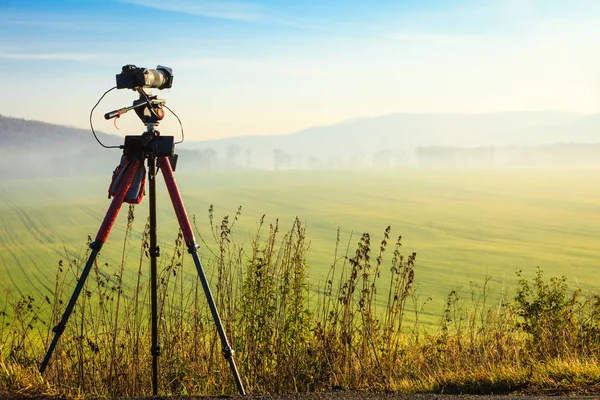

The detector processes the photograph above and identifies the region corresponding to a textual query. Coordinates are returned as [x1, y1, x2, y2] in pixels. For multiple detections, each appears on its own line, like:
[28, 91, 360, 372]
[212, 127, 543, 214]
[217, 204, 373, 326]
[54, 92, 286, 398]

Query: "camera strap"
[109, 155, 146, 204]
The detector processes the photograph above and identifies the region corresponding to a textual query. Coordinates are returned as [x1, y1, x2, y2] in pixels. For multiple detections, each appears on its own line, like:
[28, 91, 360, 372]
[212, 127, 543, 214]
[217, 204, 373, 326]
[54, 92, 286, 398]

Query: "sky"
[2, 0, 600, 140]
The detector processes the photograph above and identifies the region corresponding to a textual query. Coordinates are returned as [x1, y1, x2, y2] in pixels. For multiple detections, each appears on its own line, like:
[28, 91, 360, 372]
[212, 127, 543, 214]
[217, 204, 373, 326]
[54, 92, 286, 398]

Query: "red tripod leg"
[158, 157, 195, 243]
[95, 159, 143, 244]
[159, 156, 246, 396]
[39, 159, 141, 374]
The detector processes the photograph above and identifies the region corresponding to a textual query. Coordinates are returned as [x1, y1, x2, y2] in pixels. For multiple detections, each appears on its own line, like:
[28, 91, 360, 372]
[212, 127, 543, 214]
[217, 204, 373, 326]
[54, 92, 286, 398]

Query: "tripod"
[39, 90, 246, 396]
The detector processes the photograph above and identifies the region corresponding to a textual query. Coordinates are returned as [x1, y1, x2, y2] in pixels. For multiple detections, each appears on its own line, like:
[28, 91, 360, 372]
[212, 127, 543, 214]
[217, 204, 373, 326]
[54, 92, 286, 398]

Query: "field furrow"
[0, 190, 56, 245]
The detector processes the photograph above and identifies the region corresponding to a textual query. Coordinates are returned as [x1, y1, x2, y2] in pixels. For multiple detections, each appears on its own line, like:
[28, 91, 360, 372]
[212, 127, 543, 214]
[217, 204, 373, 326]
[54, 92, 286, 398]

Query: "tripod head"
[103, 92, 174, 166]
[103, 88, 174, 158]
[104, 88, 166, 127]
[134, 89, 166, 126]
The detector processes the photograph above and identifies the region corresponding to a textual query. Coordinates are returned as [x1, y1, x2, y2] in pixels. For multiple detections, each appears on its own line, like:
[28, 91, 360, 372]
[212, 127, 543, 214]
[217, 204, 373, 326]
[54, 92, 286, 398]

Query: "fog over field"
[2, 111, 600, 179]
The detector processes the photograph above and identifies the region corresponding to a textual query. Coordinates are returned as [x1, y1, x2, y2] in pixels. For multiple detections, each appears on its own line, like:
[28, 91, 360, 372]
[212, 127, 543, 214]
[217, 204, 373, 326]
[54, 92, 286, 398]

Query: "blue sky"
[2, 0, 600, 140]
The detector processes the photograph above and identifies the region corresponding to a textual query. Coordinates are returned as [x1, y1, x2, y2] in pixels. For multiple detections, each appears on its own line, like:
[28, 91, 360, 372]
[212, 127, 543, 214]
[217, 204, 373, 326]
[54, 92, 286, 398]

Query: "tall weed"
[1, 207, 599, 396]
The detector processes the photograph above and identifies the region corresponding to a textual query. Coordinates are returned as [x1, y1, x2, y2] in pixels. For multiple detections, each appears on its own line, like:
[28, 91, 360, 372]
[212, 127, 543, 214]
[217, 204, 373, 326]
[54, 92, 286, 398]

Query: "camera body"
[116, 65, 174, 90]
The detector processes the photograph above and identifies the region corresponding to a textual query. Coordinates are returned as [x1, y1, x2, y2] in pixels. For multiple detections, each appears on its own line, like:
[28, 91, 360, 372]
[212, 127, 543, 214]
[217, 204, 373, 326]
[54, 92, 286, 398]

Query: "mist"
[2, 110, 600, 179]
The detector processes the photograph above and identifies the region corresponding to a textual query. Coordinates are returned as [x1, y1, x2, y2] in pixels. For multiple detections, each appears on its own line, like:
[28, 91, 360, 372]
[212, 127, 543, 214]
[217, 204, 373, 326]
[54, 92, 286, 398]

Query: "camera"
[116, 64, 173, 90]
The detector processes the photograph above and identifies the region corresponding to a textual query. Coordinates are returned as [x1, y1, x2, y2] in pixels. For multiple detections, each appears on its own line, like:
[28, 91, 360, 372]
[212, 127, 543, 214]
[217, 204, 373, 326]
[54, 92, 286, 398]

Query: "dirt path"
[5, 388, 598, 400]
[112, 391, 600, 400]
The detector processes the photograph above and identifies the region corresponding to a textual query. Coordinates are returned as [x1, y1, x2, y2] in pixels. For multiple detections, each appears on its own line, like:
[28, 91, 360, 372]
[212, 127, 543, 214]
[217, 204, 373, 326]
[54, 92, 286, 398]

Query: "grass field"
[1, 167, 599, 324]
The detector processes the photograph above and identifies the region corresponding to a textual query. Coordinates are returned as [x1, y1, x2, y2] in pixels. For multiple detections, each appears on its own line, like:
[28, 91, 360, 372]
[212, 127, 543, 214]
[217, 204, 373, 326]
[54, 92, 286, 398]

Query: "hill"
[0, 115, 120, 149]
[0, 115, 123, 178]
[2, 111, 600, 177]
[179, 111, 600, 169]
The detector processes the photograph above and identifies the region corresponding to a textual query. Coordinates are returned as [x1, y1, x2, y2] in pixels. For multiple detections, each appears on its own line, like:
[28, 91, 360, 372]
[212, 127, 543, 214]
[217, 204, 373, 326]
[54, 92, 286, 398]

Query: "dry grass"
[1, 206, 600, 397]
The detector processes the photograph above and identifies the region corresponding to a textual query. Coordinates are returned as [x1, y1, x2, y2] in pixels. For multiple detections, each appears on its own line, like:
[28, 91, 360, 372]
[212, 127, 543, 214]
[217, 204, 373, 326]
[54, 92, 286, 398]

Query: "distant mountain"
[0, 115, 120, 149]
[0, 115, 123, 178]
[180, 111, 599, 168]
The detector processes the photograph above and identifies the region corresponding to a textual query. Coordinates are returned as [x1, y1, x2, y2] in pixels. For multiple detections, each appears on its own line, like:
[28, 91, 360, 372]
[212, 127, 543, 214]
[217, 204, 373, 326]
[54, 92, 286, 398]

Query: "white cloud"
[116, 0, 265, 21]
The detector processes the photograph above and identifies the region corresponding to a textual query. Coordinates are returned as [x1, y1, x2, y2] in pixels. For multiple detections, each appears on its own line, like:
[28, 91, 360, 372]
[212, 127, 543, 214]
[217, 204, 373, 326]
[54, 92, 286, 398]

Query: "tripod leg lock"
[186, 242, 200, 254]
[222, 346, 235, 359]
[150, 245, 161, 257]
[52, 323, 66, 335]
[89, 241, 104, 251]
[152, 344, 162, 356]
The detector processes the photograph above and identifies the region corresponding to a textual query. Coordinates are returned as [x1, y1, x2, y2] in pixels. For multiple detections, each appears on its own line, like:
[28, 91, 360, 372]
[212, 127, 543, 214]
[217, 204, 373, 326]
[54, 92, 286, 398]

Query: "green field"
[1, 168, 599, 323]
